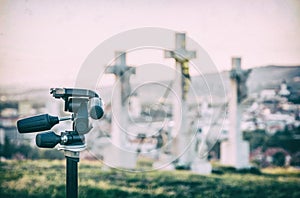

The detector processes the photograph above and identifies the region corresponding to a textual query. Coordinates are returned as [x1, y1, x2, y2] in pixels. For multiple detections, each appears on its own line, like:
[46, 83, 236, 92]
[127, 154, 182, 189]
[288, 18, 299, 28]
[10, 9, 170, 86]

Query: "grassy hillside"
[1, 160, 299, 198]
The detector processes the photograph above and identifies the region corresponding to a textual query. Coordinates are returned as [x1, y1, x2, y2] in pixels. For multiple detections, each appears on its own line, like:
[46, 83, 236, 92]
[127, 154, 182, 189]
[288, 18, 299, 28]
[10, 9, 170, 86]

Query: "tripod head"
[17, 88, 104, 150]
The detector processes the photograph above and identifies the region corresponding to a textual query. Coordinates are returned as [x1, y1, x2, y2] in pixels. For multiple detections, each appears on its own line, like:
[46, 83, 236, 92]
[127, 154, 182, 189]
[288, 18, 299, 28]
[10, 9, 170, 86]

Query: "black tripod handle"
[36, 131, 61, 148]
[17, 114, 59, 133]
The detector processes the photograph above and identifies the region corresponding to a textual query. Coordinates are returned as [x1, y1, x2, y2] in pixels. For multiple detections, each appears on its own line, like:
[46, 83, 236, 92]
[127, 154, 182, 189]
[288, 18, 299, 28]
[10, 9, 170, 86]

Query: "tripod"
[17, 88, 104, 198]
[65, 150, 80, 198]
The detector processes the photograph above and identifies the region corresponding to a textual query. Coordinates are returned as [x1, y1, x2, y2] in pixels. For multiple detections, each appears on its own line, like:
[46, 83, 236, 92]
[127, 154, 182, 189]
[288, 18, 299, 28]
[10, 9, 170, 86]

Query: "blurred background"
[0, 0, 299, 197]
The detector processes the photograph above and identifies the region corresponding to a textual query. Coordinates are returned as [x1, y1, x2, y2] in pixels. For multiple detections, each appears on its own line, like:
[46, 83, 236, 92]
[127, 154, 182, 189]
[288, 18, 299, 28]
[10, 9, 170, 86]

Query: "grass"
[0, 160, 299, 198]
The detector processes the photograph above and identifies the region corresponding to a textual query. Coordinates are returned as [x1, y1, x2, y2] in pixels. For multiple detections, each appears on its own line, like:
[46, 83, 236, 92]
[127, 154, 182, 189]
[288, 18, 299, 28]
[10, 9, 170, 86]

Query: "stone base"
[220, 140, 250, 169]
[152, 154, 175, 170]
[191, 158, 212, 175]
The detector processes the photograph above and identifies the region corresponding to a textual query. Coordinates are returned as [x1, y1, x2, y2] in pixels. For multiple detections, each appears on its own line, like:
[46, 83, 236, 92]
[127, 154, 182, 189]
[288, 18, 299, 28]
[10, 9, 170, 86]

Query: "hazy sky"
[0, 0, 299, 88]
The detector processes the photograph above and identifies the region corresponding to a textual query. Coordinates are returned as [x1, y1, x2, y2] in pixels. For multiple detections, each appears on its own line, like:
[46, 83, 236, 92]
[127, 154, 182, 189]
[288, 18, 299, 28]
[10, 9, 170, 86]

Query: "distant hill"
[246, 65, 300, 93]
[98, 65, 300, 104]
[183, 65, 300, 103]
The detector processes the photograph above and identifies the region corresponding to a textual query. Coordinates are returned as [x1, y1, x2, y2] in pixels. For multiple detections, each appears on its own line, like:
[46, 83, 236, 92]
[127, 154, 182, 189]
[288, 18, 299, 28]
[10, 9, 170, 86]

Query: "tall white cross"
[165, 33, 196, 168]
[105, 51, 136, 169]
[221, 57, 250, 169]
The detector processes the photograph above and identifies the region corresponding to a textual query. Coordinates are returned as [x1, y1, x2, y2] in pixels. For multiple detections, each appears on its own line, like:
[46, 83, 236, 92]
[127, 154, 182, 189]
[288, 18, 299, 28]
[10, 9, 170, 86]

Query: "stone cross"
[164, 33, 196, 168]
[221, 57, 250, 169]
[104, 51, 137, 169]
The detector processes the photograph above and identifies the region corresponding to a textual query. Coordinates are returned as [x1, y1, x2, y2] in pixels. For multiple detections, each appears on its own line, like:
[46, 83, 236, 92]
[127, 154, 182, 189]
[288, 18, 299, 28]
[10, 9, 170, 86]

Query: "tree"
[272, 152, 286, 167]
[266, 130, 299, 154]
[1, 136, 15, 159]
[243, 130, 269, 151]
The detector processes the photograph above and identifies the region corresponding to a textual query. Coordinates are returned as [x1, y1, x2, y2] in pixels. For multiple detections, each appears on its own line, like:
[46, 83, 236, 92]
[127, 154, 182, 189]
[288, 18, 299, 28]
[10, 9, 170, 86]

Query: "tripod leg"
[66, 156, 79, 198]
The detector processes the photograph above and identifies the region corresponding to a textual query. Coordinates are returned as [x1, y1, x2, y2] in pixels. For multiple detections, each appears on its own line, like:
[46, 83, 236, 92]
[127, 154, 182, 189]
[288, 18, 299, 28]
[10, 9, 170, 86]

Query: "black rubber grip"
[17, 114, 59, 133]
[36, 131, 61, 148]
